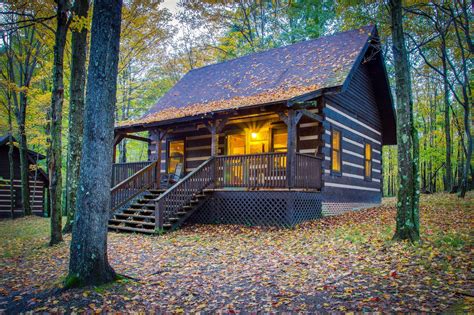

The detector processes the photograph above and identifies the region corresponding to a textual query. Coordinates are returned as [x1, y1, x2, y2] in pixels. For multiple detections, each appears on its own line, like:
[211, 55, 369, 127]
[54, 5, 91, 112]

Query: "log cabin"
[109, 25, 396, 233]
[0, 134, 48, 217]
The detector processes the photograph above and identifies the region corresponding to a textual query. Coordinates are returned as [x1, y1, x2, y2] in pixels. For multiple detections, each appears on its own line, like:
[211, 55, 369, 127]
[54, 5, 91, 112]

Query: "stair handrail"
[154, 157, 215, 229]
[110, 160, 158, 212]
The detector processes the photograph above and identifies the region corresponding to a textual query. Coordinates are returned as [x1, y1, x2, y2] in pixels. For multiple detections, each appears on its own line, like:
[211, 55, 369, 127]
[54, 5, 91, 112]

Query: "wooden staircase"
[108, 188, 212, 234]
[108, 158, 216, 234]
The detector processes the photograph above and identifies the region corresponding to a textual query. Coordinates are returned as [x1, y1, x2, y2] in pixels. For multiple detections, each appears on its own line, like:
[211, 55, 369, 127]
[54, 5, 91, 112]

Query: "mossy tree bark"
[48, 0, 70, 246]
[63, 0, 90, 234]
[389, 0, 420, 242]
[67, 0, 122, 287]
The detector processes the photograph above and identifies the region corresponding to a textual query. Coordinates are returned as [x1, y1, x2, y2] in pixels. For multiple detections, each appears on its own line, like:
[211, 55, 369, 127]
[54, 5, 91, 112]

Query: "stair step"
[177, 211, 187, 216]
[108, 225, 155, 234]
[169, 217, 179, 222]
[109, 218, 155, 227]
[190, 199, 199, 204]
[115, 214, 155, 220]
[194, 194, 206, 198]
[123, 208, 154, 214]
[149, 189, 165, 194]
[131, 203, 155, 209]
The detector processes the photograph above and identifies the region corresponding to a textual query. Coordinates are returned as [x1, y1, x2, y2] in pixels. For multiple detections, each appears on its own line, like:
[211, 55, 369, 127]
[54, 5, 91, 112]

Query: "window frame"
[270, 127, 288, 153]
[364, 141, 372, 181]
[330, 127, 342, 176]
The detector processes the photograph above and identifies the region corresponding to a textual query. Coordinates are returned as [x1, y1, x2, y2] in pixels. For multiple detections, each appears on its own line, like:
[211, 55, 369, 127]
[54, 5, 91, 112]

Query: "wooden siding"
[321, 100, 382, 204]
[326, 62, 382, 132]
[0, 178, 45, 217]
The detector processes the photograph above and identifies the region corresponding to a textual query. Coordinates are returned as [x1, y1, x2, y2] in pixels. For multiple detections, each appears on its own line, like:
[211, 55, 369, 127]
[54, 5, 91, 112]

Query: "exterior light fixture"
[251, 132, 258, 139]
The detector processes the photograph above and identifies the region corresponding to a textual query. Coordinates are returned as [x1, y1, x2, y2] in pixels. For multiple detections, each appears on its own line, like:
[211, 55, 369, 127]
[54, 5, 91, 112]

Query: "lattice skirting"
[321, 202, 379, 216]
[188, 191, 323, 227]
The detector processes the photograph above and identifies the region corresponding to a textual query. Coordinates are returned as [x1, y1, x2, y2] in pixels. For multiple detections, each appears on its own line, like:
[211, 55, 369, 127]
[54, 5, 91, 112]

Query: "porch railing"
[214, 152, 288, 188]
[294, 153, 322, 189]
[155, 157, 215, 228]
[110, 161, 157, 211]
[111, 161, 152, 187]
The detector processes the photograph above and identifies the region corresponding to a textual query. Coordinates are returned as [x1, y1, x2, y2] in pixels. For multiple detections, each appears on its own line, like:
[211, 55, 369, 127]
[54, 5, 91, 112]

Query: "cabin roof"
[0, 134, 46, 160]
[118, 25, 394, 136]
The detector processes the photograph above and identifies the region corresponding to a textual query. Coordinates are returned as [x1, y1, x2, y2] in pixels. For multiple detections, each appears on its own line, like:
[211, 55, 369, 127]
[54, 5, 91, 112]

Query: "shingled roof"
[119, 25, 378, 129]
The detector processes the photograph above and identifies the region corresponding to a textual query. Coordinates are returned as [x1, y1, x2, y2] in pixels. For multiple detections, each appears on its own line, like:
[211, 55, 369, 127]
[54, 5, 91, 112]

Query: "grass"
[0, 216, 51, 259]
[0, 192, 472, 313]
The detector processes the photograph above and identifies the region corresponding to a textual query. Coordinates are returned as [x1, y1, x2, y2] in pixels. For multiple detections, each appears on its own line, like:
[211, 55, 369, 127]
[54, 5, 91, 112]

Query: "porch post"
[210, 124, 218, 157]
[155, 130, 166, 187]
[286, 109, 302, 188]
[112, 134, 123, 164]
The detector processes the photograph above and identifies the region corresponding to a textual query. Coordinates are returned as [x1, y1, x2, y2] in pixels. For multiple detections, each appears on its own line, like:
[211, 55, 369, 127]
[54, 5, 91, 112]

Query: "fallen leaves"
[0, 193, 472, 313]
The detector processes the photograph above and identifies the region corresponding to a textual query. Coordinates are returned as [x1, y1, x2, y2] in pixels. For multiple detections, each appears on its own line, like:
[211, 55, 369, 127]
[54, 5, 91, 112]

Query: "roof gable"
[119, 25, 377, 128]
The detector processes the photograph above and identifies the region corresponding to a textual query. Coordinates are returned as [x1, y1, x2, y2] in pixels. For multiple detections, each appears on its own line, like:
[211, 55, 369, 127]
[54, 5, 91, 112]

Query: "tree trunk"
[64, 0, 90, 234]
[458, 105, 472, 197]
[49, 0, 70, 246]
[441, 48, 452, 192]
[67, 0, 122, 287]
[7, 103, 15, 218]
[17, 109, 31, 216]
[389, 0, 420, 243]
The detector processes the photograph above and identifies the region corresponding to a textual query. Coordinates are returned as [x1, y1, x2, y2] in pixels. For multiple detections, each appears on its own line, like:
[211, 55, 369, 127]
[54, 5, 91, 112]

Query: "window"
[331, 129, 341, 173]
[168, 140, 184, 173]
[227, 134, 246, 155]
[364, 143, 372, 180]
[272, 128, 287, 152]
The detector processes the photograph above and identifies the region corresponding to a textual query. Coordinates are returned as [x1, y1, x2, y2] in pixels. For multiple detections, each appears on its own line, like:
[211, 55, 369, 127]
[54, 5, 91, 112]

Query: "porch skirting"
[188, 190, 323, 227]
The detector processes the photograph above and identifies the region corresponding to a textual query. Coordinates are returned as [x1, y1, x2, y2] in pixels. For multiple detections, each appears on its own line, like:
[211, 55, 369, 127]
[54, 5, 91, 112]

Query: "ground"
[0, 193, 472, 313]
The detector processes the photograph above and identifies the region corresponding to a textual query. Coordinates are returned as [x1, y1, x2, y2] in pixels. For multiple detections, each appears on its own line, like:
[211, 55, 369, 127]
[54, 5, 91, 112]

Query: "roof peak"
[186, 25, 375, 74]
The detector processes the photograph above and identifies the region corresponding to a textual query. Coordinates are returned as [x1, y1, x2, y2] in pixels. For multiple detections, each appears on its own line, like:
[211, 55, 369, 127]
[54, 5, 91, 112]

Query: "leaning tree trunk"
[441, 48, 452, 192]
[458, 105, 472, 197]
[67, 0, 122, 287]
[49, 0, 70, 246]
[389, 0, 420, 242]
[64, 0, 90, 234]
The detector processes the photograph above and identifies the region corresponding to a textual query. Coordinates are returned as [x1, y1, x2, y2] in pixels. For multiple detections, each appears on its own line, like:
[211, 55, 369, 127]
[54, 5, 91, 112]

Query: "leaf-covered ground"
[0, 193, 472, 313]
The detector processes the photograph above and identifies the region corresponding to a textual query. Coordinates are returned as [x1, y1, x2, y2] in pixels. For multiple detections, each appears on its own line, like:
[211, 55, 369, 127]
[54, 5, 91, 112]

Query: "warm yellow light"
[251, 132, 258, 139]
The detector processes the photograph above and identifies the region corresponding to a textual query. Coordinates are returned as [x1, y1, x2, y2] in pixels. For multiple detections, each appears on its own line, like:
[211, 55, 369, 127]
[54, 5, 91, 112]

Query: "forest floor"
[0, 193, 472, 313]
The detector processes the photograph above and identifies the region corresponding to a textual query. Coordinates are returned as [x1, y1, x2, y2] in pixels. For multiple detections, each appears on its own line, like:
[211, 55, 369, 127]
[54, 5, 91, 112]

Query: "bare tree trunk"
[64, 0, 90, 234]
[441, 49, 452, 192]
[67, 0, 122, 287]
[389, 0, 420, 242]
[7, 101, 15, 218]
[17, 108, 31, 216]
[49, 0, 70, 246]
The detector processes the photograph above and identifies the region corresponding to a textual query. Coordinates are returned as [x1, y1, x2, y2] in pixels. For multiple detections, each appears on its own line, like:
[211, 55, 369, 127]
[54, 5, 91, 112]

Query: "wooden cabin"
[109, 25, 396, 233]
[0, 135, 48, 217]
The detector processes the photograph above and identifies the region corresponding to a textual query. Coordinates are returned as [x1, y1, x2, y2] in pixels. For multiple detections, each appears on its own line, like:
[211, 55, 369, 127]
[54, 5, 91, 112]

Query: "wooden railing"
[110, 161, 157, 211]
[215, 152, 287, 188]
[294, 153, 322, 189]
[155, 158, 215, 228]
[111, 161, 152, 187]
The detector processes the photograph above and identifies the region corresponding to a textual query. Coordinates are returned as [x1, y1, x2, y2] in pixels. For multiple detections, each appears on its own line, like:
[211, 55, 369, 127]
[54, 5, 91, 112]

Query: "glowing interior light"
[251, 132, 258, 139]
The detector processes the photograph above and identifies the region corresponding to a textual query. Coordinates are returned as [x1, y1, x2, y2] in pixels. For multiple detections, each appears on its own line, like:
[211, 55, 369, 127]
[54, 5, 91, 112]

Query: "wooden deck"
[109, 152, 322, 233]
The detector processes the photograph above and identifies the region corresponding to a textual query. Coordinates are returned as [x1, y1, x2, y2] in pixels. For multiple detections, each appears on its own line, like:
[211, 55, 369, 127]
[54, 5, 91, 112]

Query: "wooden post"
[286, 109, 302, 188]
[155, 130, 166, 188]
[155, 201, 163, 230]
[206, 118, 228, 157]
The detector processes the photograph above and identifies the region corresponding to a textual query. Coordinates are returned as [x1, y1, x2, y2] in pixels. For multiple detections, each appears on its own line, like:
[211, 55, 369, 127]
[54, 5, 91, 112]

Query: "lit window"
[168, 140, 184, 173]
[272, 129, 287, 153]
[331, 129, 341, 173]
[365, 143, 372, 179]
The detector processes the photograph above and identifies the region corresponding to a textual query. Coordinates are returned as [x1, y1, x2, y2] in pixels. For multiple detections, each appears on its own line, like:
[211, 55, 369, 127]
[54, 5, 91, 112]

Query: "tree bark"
[389, 0, 420, 242]
[441, 45, 452, 192]
[67, 0, 122, 287]
[48, 0, 70, 246]
[17, 110, 31, 216]
[64, 0, 90, 234]
[7, 101, 15, 218]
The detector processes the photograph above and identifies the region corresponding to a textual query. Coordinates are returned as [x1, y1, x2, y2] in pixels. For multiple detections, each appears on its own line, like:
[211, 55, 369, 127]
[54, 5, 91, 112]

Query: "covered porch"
[110, 105, 324, 214]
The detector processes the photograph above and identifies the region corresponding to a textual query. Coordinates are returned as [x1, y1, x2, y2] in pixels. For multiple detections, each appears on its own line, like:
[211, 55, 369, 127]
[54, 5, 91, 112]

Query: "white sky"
[161, 0, 178, 14]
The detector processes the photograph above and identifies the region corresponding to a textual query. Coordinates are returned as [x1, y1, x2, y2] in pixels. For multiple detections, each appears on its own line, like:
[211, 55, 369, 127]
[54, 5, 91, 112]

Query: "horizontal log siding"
[322, 101, 382, 204]
[326, 62, 382, 131]
[0, 177, 45, 217]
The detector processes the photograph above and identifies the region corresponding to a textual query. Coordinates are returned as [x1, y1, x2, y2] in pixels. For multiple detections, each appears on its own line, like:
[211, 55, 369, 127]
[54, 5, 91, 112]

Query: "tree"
[67, 0, 122, 287]
[389, 0, 420, 242]
[48, 0, 71, 245]
[63, 0, 90, 233]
